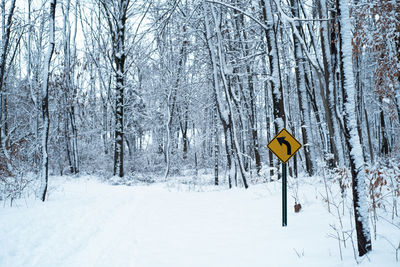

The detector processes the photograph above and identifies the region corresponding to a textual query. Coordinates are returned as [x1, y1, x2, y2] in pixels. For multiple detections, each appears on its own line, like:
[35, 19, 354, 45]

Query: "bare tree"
[99, 0, 131, 177]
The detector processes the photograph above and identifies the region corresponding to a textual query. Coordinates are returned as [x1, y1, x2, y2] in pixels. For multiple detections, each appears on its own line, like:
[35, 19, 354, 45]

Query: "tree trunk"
[0, 0, 16, 156]
[364, 106, 374, 163]
[40, 0, 57, 201]
[379, 100, 390, 155]
[164, 24, 187, 180]
[260, 0, 285, 133]
[100, 0, 130, 177]
[291, 0, 313, 176]
[204, 2, 248, 188]
[62, 0, 79, 174]
[213, 101, 219, 185]
[230, 8, 261, 174]
[337, 0, 371, 256]
[211, 5, 248, 188]
[114, 58, 125, 177]
[317, 0, 343, 167]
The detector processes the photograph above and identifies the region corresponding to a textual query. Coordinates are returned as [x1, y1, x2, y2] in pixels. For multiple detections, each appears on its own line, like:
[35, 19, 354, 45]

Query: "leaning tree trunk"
[40, 0, 56, 202]
[337, 0, 371, 256]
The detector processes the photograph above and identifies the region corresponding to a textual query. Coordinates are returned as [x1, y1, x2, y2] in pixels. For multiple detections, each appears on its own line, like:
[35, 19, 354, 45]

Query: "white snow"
[0, 175, 398, 267]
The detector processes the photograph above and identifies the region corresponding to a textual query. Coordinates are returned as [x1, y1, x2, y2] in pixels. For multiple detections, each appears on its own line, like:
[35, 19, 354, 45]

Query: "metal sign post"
[282, 162, 287, 226]
[267, 128, 301, 227]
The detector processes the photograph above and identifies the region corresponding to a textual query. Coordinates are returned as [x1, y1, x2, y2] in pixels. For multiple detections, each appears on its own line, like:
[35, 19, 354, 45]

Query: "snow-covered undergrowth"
[0, 173, 399, 267]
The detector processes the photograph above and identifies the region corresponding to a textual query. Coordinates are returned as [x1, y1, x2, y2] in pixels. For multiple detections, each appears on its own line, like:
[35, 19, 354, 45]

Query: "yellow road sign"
[267, 128, 302, 163]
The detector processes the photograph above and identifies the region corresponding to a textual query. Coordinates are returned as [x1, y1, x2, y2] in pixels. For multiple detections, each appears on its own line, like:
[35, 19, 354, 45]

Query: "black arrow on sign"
[277, 137, 291, 155]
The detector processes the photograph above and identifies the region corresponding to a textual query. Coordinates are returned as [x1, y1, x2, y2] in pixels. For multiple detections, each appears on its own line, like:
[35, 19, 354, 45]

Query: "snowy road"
[0, 176, 397, 267]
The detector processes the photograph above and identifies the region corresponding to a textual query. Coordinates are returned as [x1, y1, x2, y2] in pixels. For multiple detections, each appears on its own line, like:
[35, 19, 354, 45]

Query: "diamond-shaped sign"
[267, 128, 302, 163]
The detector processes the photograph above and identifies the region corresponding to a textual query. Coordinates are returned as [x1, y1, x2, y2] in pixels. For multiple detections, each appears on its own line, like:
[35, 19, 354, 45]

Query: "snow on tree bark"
[337, 0, 371, 256]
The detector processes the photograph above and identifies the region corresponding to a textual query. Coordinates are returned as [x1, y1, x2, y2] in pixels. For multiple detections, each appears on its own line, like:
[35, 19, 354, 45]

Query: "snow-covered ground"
[0, 175, 398, 267]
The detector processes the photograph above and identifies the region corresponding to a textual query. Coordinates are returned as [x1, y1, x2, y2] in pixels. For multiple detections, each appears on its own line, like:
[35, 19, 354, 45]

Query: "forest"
[0, 0, 399, 265]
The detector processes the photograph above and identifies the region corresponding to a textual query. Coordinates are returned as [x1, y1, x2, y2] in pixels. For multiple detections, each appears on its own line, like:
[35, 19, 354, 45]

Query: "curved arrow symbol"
[277, 137, 291, 155]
